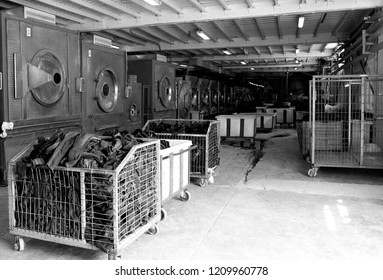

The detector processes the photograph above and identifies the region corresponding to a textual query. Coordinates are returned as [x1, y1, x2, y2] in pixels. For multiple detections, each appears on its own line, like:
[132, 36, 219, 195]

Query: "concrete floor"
[1, 129, 383, 260]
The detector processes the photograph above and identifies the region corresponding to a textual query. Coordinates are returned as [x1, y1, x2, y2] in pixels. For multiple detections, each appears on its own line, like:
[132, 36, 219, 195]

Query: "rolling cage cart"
[159, 139, 195, 220]
[8, 139, 161, 260]
[307, 74, 383, 177]
[143, 119, 220, 187]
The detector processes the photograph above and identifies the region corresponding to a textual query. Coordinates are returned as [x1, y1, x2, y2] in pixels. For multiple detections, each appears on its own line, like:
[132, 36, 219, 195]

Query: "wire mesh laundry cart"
[7, 139, 161, 260]
[143, 119, 220, 187]
[307, 75, 383, 177]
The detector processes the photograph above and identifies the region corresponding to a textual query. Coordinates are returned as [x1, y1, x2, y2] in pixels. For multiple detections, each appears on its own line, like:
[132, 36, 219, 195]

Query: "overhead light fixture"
[223, 50, 231, 55]
[180, 64, 188, 68]
[295, 48, 299, 54]
[196, 30, 210, 40]
[251, 67, 255, 70]
[144, 0, 161, 6]
[298, 16, 305, 28]
[240, 61, 247, 65]
[295, 59, 299, 64]
[325, 42, 339, 49]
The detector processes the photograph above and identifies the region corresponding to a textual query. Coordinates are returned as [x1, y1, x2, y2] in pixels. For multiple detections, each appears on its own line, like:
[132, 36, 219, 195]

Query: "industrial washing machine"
[219, 82, 226, 114]
[188, 75, 201, 119]
[0, 7, 82, 174]
[81, 35, 127, 133]
[209, 80, 219, 116]
[198, 78, 210, 119]
[176, 77, 192, 119]
[127, 55, 177, 120]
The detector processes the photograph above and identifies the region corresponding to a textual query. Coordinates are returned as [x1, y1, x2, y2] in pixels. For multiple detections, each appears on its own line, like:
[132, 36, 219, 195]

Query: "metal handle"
[0, 72, 2, 90]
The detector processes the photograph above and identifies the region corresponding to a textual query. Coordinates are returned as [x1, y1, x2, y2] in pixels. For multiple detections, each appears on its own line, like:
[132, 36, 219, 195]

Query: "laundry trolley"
[143, 119, 220, 187]
[8, 138, 161, 260]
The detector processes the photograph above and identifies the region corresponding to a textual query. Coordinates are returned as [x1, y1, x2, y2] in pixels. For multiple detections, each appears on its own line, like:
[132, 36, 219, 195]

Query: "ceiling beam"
[161, 0, 183, 14]
[156, 26, 189, 44]
[223, 62, 315, 69]
[34, 0, 104, 21]
[194, 23, 218, 42]
[314, 13, 326, 38]
[94, 30, 136, 46]
[123, 33, 346, 52]
[67, 0, 383, 31]
[254, 19, 266, 40]
[189, 0, 206, 12]
[169, 51, 332, 62]
[98, 0, 140, 18]
[136, 28, 174, 45]
[233, 19, 249, 41]
[244, 0, 256, 8]
[6, 0, 86, 23]
[331, 11, 351, 36]
[213, 21, 233, 42]
[174, 24, 204, 43]
[128, 0, 161, 16]
[253, 47, 261, 55]
[276, 17, 283, 39]
[267, 46, 273, 55]
[68, 0, 122, 20]
[216, 0, 230, 11]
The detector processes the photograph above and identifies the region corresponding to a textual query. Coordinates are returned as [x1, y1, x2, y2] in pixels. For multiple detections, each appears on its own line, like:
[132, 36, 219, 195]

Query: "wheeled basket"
[8, 138, 161, 260]
[159, 139, 194, 220]
[307, 75, 383, 177]
[143, 119, 220, 187]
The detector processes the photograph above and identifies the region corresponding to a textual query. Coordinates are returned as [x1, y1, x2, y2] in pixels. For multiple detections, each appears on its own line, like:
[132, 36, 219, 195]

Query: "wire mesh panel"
[308, 75, 383, 177]
[142, 119, 220, 183]
[8, 139, 160, 258]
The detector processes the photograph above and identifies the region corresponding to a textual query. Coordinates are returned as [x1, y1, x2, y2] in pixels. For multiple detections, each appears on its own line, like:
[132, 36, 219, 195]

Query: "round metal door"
[29, 50, 66, 106]
[178, 82, 192, 119]
[159, 76, 173, 108]
[96, 68, 118, 113]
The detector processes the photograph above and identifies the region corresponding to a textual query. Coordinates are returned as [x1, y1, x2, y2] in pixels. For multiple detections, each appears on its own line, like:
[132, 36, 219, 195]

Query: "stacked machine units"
[198, 78, 210, 119]
[209, 80, 219, 116]
[127, 54, 177, 120]
[0, 8, 82, 172]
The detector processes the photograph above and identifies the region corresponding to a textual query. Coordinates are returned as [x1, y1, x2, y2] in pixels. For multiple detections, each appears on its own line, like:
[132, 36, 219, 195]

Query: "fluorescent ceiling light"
[144, 0, 161, 6]
[325, 43, 339, 49]
[295, 59, 299, 64]
[295, 48, 299, 54]
[180, 64, 188, 68]
[251, 67, 255, 70]
[298, 16, 305, 28]
[223, 50, 231, 55]
[196, 30, 210, 40]
[240, 61, 247, 65]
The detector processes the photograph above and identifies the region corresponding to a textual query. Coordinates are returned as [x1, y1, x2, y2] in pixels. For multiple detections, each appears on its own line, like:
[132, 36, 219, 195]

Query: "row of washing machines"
[0, 9, 252, 181]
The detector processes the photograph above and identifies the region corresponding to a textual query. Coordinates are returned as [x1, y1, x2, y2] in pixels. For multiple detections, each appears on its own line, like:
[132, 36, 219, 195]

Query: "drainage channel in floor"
[243, 131, 293, 182]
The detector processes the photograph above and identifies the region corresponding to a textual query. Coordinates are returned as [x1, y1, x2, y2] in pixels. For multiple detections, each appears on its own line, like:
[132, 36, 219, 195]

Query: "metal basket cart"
[143, 119, 220, 187]
[307, 75, 383, 177]
[8, 139, 161, 260]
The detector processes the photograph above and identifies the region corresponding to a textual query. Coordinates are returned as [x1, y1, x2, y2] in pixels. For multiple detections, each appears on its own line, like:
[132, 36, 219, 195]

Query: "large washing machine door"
[28, 50, 66, 106]
[159, 75, 173, 108]
[96, 68, 118, 113]
[178, 82, 192, 119]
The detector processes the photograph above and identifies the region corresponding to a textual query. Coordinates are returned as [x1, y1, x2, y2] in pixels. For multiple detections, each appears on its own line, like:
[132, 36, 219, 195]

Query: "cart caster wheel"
[108, 251, 120, 260]
[14, 236, 24, 251]
[147, 224, 159, 235]
[307, 168, 318, 178]
[199, 179, 208, 187]
[160, 208, 167, 221]
[180, 190, 191, 202]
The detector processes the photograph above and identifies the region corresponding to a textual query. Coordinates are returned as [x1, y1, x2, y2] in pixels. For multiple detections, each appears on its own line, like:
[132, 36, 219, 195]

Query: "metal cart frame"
[307, 74, 383, 177]
[8, 139, 161, 259]
[143, 119, 220, 187]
